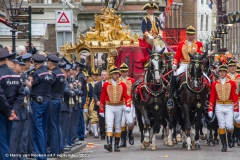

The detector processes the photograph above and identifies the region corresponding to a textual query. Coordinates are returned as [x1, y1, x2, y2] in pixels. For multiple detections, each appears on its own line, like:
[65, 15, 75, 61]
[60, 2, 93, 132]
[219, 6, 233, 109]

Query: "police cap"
[7, 52, 16, 60]
[47, 54, 61, 63]
[76, 58, 86, 67]
[32, 54, 46, 63]
[16, 56, 26, 66]
[0, 48, 9, 60]
[22, 53, 32, 62]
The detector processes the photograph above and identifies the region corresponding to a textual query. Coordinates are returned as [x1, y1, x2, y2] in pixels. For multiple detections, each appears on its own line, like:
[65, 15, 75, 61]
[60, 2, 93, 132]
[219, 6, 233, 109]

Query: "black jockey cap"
[76, 58, 86, 67]
[32, 54, 46, 63]
[71, 63, 77, 70]
[47, 54, 61, 63]
[22, 53, 32, 62]
[16, 56, 26, 66]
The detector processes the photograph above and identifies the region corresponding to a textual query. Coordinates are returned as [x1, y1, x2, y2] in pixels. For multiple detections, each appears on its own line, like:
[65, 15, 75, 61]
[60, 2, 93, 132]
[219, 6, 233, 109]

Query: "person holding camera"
[29, 54, 53, 160]
[26, 41, 38, 55]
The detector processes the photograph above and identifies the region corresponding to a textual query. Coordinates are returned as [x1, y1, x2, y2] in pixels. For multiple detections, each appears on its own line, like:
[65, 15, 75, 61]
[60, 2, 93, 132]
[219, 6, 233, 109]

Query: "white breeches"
[173, 63, 210, 83]
[105, 105, 124, 133]
[215, 104, 234, 130]
[121, 104, 135, 127]
[173, 63, 188, 76]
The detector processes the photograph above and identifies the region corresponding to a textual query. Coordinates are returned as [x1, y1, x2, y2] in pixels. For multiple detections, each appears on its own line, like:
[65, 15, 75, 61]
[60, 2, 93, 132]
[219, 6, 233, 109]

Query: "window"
[206, 15, 208, 31]
[200, 15, 203, 31]
[201, 0, 203, 4]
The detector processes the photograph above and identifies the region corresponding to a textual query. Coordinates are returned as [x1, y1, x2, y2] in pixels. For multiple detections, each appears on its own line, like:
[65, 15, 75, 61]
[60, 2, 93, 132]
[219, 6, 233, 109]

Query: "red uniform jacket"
[173, 40, 203, 65]
[99, 80, 131, 113]
[226, 73, 240, 98]
[208, 79, 238, 112]
[119, 77, 135, 99]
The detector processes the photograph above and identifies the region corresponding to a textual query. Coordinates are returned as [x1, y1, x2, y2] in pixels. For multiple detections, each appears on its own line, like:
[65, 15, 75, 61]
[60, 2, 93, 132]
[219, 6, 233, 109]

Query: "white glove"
[234, 112, 239, 118]
[208, 111, 213, 118]
[99, 113, 104, 117]
[158, 34, 163, 38]
[148, 34, 154, 40]
[172, 64, 177, 70]
[234, 115, 240, 124]
[83, 109, 88, 113]
[125, 107, 131, 113]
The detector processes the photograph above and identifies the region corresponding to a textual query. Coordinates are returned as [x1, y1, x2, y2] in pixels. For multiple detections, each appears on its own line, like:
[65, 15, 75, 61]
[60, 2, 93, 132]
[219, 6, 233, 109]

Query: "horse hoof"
[164, 140, 168, 146]
[142, 140, 150, 147]
[200, 134, 207, 140]
[208, 141, 214, 146]
[195, 144, 201, 150]
[176, 135, 182, 142]
[173, 139, 178, 144]
[182, 142, 187, 148]
[151, 145, 157, 150]
[185, 146, 192, 151]
[141, 144, 146, 150]
[167, 141, 174, 146]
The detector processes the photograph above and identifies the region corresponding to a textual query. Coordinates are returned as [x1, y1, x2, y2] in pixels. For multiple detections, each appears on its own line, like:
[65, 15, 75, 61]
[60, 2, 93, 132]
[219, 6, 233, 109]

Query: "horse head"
[146, 47, 165, 83]
[188, 51, 207, 87]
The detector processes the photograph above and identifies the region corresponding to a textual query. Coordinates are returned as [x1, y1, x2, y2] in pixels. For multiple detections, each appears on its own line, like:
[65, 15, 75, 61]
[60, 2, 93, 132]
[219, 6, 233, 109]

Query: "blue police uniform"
[46, 54, 66, 155]
[30, 54, 53, 160]
[0, 48, 25, 160]
[9, 56, 29, 160]
[61, 79, 74, 151]
[76, 70, 86, 141]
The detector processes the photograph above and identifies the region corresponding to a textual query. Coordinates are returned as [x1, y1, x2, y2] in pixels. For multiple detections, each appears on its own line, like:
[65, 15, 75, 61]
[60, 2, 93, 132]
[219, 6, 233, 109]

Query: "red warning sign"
[58, 12, 70, 23]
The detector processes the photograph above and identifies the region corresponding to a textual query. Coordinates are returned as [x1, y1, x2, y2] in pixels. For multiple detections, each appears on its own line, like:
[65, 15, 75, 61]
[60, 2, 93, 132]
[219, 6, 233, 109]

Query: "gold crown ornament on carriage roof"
[142, 3, 159, 10]
[186, 25, 195, 34]
[109, 66, 119, 74]
[119, 63, 129, 71]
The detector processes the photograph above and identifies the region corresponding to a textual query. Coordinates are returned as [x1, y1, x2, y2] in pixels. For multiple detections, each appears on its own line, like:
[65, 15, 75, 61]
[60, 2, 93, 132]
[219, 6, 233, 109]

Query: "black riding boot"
[237, 128, 240, 146]
[128, 129, 134, 145]
[104, 136, 112, 152]
[227, 131, 234, 148]
[167, 75, 176, 110]
[219, 134, 227, 152]
[232, 126, 237, 147]
[114, 137, 121, 152]
[119, 131, 126, 147]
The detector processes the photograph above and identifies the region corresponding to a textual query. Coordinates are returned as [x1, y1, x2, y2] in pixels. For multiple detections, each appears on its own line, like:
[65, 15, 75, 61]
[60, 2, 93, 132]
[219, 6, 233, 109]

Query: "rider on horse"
[141, 3, 167, 53]
[167, 25, 205, 109]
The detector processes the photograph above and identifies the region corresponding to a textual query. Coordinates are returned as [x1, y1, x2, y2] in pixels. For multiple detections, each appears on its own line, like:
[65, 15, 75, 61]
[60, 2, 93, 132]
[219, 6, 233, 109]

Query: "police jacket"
[0, 64, 24, 116]
[51, 67, 66, 100]
[30, 65, 53, 101]
[0, 85, 11, 118]
[62, 80, 74, 112]
[76, 71, 87, 97]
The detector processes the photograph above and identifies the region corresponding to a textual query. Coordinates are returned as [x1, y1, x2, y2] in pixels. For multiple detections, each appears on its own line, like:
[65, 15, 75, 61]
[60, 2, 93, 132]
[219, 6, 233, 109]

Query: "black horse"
[133, 48, 167, 150]
[171, 52, 208, 150]
[202, 55, 219, 146]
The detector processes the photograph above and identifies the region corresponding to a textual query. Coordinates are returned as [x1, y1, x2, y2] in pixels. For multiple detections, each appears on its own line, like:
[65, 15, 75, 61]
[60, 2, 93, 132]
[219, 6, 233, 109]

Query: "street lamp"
[3, 0, 24, 52]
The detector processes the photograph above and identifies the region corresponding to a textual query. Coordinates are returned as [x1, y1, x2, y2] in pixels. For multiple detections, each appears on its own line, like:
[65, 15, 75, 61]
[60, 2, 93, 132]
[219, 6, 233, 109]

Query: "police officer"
[0, 48, 20, 160]
[69, 63, 83, 145]
[59, 61, 74, 152]
[29, 54, 53, 160]
[46, 54, 66, 155]
[76, 58, 87, 142]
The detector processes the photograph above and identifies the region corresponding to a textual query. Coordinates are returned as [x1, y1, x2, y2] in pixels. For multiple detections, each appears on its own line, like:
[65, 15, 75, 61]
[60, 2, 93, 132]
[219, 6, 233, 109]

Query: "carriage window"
[94, 53, 108, 76]
[79, 50, 91, 76]
[125, 56, 130, 67]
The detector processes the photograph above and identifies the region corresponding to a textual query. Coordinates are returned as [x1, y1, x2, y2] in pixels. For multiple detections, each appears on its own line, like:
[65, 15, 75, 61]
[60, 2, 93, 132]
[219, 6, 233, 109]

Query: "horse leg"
[183, 105, 192, 151]
[167, 128, 174, 146]
[141, 126, 150, 149]
[163, 125, 169, 146]
[213, 127, 219, 144]
[151, 133, 157, 150]
[181, 131, 187, 148]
